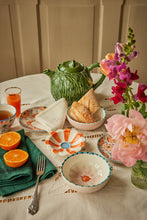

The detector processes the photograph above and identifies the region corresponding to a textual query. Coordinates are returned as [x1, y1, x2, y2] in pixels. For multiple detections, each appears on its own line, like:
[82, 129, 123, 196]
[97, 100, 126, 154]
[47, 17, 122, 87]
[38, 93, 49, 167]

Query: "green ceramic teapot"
[44, 60, 105, 105]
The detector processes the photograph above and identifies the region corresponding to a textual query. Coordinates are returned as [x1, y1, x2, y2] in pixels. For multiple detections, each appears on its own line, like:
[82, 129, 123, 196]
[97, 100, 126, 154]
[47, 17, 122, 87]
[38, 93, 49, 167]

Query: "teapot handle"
[88, 62, 106, 90]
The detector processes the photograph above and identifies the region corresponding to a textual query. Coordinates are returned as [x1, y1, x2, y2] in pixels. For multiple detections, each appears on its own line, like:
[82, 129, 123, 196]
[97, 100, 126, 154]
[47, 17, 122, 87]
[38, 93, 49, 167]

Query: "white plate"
[19, 106, 47, 132]
[97, 133, 122, 164]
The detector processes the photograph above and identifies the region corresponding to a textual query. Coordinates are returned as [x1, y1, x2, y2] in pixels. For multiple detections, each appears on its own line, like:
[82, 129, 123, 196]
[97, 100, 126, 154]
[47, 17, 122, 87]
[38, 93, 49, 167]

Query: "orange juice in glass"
[5, 87, 21, 117]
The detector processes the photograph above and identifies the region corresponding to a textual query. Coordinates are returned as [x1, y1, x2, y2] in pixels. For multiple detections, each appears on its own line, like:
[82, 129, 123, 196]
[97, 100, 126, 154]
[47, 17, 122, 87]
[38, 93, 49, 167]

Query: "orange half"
[4, 149, 29, 168]
[0, 132, 21, 151]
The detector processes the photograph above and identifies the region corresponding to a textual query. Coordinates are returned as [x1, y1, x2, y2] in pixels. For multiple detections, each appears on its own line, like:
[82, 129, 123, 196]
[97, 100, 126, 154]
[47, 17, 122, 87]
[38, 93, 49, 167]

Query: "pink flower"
[119, 67, 139, 85]
[134, 83, 147, 103]
[100, 53, 116, 76]
[110, 86, 125, 104]
[114, 43, 125, 61]
[105, 110, 147, 167]
[110, 94, 124, 104]
[127, 51, 138, 62]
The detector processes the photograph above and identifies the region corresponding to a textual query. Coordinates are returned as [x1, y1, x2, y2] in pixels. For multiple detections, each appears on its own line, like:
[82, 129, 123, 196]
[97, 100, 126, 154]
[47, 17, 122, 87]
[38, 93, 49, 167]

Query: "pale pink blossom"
[105, 110, 147, 167]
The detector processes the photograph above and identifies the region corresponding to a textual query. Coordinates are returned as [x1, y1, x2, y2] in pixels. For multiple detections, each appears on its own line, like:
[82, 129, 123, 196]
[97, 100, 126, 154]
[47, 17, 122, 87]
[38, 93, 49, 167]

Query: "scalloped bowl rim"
[67, 106, 106, 125]
[61, 152, 111, 188]
[0, 104, 16, 122]
[46, 128, 85, 155]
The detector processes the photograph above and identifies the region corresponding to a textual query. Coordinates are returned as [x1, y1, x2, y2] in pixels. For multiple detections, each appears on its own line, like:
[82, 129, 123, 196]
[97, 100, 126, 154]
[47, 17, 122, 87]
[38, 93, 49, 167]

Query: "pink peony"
[105, 110, 147, 167]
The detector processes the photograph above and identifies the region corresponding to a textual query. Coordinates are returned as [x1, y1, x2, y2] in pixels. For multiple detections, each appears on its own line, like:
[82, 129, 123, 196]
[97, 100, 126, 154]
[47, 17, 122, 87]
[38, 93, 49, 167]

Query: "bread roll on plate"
[78, 88, 100, 115]
[68, 101, 95, 123]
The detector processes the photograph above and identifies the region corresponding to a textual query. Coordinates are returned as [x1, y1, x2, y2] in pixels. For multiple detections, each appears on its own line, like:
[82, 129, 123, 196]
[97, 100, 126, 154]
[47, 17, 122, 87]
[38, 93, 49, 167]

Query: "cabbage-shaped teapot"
[44, 60, 105, 105]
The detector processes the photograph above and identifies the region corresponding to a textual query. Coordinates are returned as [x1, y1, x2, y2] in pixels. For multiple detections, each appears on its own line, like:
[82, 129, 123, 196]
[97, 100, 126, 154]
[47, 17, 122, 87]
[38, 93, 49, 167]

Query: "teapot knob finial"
[73, 60, 75, 67]
[69, 60, 76, 68]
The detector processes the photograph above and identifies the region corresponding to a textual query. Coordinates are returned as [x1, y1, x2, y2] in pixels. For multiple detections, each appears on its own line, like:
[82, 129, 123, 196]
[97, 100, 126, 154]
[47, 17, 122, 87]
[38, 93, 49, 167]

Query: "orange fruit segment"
[4, 149, 29, 168]
[0, 132, 21, 151]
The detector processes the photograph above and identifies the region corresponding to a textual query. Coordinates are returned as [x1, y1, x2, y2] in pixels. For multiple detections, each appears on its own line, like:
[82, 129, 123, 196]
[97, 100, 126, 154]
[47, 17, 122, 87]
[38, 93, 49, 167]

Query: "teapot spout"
[43, 69, 55, 77]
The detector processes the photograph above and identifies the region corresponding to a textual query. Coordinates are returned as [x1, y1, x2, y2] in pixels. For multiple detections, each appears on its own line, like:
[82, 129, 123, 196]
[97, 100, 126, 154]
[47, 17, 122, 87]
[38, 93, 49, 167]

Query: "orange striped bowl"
[45, 128, 85, 156]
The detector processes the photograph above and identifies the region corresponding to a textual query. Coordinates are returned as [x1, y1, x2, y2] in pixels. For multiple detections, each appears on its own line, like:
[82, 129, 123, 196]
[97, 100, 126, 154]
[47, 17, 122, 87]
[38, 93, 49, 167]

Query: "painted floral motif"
[106, 135, 115, 143]
[45, 128, 85, 156]
[0, 116, 15, 134]
[69, 165, 102, 186]
[97, 134, 122, 163]
[103, 143, 113, 152]
[98, 137, 104, 145]
[20, 110, 31, 119]
[19, 106, 47, 131]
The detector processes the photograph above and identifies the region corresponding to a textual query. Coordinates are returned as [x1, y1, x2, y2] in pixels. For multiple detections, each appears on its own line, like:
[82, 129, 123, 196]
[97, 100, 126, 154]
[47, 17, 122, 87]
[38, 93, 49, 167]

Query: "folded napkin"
[35, 98, 68, 132]
[0, 129, 57, 197]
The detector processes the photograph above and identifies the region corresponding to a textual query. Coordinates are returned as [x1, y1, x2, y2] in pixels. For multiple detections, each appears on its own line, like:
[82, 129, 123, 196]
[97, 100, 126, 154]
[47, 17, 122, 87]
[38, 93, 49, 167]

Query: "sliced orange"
[0, 132, 21, 151]
[4, 149, 29, 168]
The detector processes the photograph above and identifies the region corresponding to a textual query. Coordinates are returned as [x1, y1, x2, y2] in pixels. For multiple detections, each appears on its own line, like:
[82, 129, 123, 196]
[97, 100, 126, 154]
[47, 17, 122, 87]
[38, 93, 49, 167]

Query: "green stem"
[125, 87, 132, 106]
[123, 86, 136, 116]
[128, 87, 134, 102]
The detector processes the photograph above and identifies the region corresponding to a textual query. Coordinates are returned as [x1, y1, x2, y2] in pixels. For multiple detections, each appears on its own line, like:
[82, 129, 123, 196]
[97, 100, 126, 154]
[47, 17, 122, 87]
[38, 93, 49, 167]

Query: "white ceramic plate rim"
[19, 106, 46, 132]
[97, 133, 123, 164]
[61, 152, 111, 188]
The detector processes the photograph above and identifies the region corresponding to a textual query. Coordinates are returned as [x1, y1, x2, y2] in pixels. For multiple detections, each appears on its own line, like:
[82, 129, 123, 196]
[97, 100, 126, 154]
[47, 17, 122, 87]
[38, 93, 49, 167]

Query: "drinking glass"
[5, 87, 21, 117]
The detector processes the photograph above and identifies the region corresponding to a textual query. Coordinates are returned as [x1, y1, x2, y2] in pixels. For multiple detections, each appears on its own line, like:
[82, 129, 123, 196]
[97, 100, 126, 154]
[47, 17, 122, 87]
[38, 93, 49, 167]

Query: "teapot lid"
[58, 60, 84, 73]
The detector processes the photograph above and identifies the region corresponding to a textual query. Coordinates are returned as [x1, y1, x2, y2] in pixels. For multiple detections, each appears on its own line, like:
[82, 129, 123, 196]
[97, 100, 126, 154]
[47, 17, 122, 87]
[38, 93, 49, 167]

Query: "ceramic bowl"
[67, 106, 106, 130]
[0, 104, 16, 134]
[61, 152, 111, 193]
[45, 128, 85, 156]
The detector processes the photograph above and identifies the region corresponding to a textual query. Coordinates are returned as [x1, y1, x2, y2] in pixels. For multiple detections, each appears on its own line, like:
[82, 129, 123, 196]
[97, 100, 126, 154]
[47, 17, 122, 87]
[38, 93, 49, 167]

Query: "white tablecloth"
[0, 73, 146, 220]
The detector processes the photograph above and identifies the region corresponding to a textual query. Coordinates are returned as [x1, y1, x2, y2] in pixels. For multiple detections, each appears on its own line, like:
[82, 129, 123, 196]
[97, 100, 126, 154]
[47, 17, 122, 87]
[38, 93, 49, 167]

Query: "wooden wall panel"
[93, 0, 123, 67]
[15, 0, 41, 75]
[40, 0, 95, 71]
[40, 0, 123, 73]
[0, 0, 147, 84]
[0, 1, 17, 82]
[121, 0, 147, 84]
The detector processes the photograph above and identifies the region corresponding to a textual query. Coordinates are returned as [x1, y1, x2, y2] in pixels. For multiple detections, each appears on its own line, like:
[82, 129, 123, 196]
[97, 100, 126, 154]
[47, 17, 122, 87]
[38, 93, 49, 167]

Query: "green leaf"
[139, 103, 146, 113]
[141, 112, 147, 119]
[121, 103, 128, 111]
[121, 110, 125, 115]
[132, 102, 140, 108]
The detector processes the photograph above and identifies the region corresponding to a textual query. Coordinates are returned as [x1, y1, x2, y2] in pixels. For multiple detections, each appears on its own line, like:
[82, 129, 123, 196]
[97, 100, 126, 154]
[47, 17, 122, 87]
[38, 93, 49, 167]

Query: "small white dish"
[45, 128, 85, 156]
[61, 152, 111, 193]
[67, 106, 106, 130]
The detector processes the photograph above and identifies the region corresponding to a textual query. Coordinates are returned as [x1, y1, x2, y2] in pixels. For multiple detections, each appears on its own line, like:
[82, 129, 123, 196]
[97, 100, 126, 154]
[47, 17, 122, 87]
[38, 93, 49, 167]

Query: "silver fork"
[28, 155, 46, 215]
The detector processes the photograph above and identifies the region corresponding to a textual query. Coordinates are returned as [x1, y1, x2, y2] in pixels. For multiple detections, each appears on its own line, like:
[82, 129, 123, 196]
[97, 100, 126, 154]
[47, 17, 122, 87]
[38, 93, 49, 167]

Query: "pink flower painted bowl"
[45, 128, 85, 156]
[61, 152, 111, 193]
[0, 104, 16, 134]
[67, 106, 106, 131]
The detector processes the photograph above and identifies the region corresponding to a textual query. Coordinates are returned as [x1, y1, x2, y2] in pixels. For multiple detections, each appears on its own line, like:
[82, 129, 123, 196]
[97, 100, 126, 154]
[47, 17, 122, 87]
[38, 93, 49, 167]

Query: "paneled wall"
[0, 0, 147, 84]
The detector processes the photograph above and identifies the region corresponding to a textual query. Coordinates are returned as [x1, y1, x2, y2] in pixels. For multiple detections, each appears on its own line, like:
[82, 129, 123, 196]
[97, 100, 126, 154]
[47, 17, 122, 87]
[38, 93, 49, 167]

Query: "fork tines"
[37, 155, 46, 171]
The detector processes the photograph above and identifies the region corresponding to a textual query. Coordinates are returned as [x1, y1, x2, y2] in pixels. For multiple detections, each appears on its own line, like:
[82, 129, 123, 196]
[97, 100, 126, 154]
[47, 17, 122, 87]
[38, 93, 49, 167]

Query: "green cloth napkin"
[0, 129, 57, 197]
